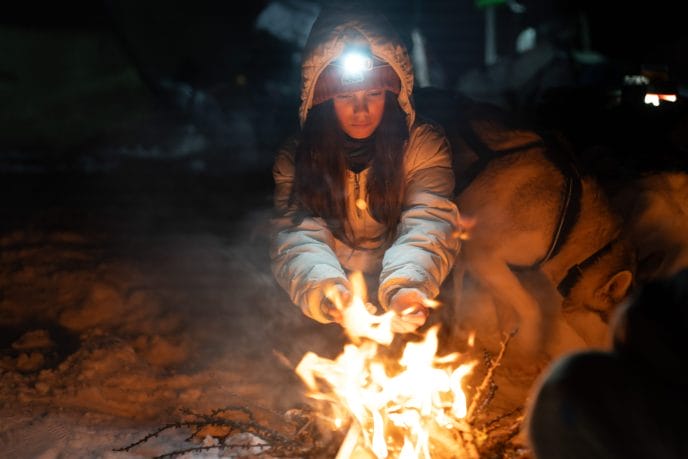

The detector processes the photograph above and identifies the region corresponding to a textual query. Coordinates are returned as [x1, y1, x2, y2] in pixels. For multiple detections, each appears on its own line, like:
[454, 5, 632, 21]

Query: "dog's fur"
[610, 171, 688, 283]
[446, 110, 635, 363]
[415, 88, 683, 448]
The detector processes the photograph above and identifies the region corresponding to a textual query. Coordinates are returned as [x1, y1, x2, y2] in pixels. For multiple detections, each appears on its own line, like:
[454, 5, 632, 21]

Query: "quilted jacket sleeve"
[269, 139, 349, 323]
[378, 123, 461, 309]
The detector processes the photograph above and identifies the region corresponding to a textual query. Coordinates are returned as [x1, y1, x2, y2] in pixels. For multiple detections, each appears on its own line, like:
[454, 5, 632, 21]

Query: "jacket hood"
[298, 5, 415, 128]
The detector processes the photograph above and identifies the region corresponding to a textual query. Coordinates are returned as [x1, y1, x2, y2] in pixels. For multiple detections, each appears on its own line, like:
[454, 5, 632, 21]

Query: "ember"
[295, 272, 479, 458]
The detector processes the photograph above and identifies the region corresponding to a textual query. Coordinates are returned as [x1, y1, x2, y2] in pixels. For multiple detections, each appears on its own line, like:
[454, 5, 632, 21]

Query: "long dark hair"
[291, 91, 408, 244]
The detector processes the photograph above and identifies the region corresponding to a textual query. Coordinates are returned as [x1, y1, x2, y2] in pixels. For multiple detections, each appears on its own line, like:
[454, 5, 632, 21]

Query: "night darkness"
[1, 1, 687, 457]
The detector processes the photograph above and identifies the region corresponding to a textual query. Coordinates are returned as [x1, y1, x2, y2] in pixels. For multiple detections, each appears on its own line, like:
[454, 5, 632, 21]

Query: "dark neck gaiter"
[342, 133, 375, 173]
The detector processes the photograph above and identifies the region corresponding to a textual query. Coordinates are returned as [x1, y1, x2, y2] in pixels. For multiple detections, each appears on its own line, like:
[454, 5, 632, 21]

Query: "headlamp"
[310, 44, 400, 106]
[337, 49, 374, 85]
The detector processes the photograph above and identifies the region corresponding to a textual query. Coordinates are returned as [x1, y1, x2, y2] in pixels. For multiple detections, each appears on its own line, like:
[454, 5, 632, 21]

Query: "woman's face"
[333, 89, 386, 139]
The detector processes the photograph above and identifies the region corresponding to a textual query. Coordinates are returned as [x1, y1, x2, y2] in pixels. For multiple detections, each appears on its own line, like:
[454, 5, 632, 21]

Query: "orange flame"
[295, 272, 477, 458]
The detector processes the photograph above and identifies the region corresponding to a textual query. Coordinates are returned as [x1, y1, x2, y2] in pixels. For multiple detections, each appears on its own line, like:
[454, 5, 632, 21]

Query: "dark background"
[1, 0, 687, 233]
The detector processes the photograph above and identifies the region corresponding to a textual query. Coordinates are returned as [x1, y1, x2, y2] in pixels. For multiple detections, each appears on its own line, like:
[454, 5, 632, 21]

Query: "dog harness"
[556, 239, 617, 297]
[455, 119, 583, 268]
[416, 90, 616, 298]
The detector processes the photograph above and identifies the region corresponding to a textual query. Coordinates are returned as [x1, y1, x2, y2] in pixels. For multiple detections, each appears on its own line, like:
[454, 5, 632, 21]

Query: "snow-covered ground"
[2, 151, 686, 458]
[0, 165, 346, 458]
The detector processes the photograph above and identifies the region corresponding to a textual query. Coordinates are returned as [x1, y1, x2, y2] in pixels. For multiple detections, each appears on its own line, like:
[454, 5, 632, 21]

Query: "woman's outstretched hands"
[389, 288, 430, 333]
[318, 281, 429, 332]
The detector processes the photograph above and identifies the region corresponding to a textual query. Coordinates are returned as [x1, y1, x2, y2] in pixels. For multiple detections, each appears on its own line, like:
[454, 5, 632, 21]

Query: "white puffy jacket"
[270, 7, 461, 322]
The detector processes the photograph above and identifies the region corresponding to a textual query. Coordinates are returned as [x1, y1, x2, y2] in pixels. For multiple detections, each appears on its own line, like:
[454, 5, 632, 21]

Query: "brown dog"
[445, 105, 635, 364]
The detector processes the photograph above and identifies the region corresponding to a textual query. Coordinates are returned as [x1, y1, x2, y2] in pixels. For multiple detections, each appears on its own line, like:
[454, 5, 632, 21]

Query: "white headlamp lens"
[340, 51, 373, 85]
[342, 51, 373, 73]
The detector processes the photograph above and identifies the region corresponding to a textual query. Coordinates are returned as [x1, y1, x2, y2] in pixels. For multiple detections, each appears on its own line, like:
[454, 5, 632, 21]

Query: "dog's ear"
[594, 270, 633, 309]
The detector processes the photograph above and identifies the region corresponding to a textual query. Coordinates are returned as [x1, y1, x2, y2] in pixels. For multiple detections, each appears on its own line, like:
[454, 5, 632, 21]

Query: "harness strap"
[455, 111, 584, 276]
[535, 163, 582, 266]
[557, 238, 617, 297]
[530, 129, 584, 267]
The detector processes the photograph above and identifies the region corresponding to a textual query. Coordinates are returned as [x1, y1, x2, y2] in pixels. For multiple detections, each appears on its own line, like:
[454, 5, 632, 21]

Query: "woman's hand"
[389, 288, 430, 333]
[320, 282, 351, 323]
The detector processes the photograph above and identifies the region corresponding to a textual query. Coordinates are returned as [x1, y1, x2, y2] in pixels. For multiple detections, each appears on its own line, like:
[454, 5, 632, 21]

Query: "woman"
[270, 5, 461, 333]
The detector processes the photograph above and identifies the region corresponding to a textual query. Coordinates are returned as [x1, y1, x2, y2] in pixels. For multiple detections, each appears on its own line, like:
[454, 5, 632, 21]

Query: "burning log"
[336, 423, 371, 459]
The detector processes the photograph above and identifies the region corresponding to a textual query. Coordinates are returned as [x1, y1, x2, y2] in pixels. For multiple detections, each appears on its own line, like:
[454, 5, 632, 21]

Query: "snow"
[0, 166, 346, 458]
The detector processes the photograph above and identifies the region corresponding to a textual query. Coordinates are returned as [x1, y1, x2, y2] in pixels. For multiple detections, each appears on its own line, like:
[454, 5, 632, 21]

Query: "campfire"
[114, 269, 523, 458]
[295, 272, 479, 458]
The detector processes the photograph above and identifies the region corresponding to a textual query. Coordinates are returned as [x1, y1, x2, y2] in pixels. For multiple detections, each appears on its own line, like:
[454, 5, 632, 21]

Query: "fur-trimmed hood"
[298, 5, 415, 128]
